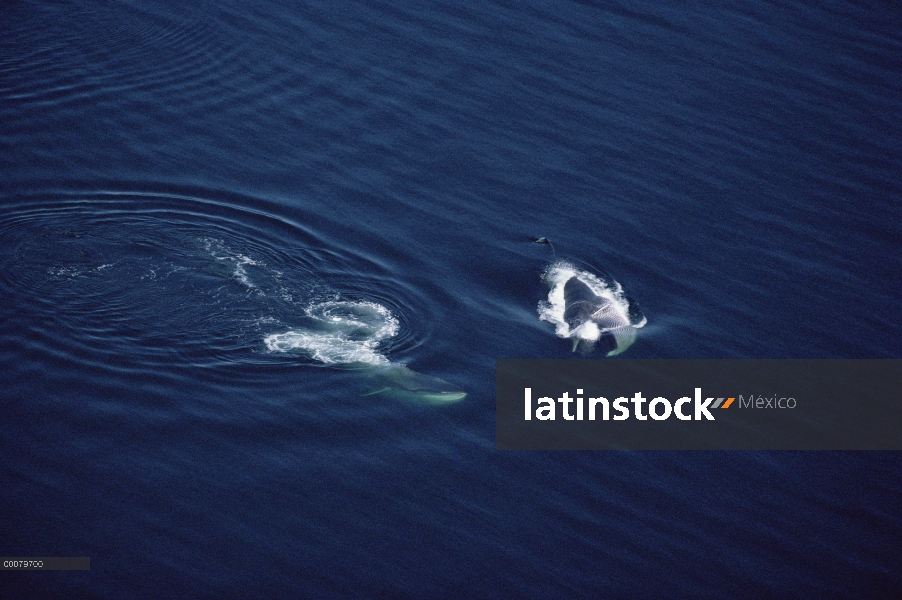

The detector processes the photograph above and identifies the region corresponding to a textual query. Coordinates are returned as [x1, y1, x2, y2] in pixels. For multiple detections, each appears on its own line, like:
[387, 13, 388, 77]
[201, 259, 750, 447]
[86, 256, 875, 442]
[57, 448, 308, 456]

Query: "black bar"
[1, 557, 90, 570]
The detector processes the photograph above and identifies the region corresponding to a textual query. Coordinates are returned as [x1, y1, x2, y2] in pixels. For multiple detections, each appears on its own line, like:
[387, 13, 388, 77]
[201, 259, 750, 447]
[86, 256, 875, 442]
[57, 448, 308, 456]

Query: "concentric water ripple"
[0, 190, 426, 380]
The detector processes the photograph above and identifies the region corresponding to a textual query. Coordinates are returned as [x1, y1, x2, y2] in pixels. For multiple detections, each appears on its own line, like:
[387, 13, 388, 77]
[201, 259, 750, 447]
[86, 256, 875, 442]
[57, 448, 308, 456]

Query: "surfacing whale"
[539, 261, 646, 355]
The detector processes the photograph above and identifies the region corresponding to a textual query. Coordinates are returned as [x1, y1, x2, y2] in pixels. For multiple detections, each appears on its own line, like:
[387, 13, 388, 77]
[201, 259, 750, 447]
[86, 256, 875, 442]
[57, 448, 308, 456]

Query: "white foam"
[230, 254, 259, 288]
[573, 321, 601, 341]
[47, 266, 82, 278]
[202, 238, 261, 289]
[264, 300, 399, 366]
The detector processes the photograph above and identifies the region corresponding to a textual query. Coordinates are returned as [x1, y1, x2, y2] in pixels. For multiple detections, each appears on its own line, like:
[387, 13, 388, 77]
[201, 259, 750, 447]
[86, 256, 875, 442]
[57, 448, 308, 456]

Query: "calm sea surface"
[2, 0, 901, 597]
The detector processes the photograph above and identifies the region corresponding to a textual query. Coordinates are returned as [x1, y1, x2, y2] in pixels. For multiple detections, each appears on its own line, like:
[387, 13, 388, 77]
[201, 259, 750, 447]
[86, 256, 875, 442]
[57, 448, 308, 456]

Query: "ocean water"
[2, 0, 901, 597]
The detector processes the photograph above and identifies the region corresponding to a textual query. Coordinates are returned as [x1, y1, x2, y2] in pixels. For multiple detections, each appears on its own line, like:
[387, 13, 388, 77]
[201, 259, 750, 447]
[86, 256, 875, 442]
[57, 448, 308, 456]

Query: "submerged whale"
[361, 364, 467, 404]
[539, 261, 646, 356]
[264, 300, 466, 404]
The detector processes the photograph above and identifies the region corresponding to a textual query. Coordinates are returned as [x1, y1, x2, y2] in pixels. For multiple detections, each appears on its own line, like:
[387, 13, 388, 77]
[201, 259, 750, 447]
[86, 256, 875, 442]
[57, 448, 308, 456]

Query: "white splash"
[264, 299, 466, 403]
[264, 300, 399, 366]
[229, 254, 259, 288]
[203, 238, 261, 289]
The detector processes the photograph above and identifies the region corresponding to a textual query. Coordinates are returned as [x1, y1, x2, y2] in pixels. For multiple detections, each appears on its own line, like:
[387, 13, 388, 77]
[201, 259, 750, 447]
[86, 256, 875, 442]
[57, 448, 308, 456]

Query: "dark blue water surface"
[2, 0, 901, 597]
